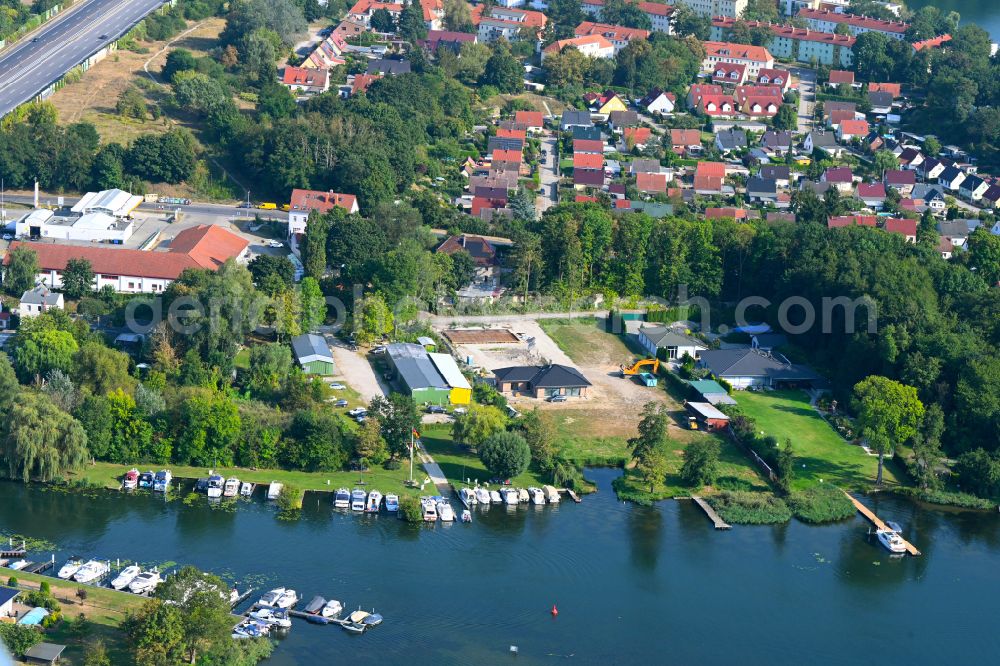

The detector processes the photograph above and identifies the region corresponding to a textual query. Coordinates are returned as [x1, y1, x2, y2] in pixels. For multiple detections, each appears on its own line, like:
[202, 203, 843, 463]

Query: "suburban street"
[536, 135, 560, 215]
[788, 66, 817, 133]
[0, 0, 165, 117]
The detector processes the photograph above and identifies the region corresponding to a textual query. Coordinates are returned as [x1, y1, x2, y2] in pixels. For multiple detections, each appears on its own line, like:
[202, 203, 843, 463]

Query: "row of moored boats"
[333, 487, 399, 513]
[123, 469, 173, 492]
[232, 587, 383, 638]
[458, 485, 561, 508]
[53, 557, 164, 594]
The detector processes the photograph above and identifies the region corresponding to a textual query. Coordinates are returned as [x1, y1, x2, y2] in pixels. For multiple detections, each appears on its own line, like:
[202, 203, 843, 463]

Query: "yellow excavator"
[620, 358, 660, 376]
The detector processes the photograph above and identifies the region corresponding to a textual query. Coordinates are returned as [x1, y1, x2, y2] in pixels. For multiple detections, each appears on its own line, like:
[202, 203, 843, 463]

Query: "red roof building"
[828, 70, 855, 85]
[573, 153, 604, 170]
[573, 139, 605, 154]
[694, 161, 726, 193]
[797, 8, 908, 37]
[288, 189, 360, 234]
[706, 207, 747, 220]
[913, 34, 951, 51]
[712, 62, 747, 85]
[828, 215, 877, 229]
[623, 127, 652, 147]
[497, 127, 527, 140]
[351, 73, 382, 95]
[868, 82, 901, 98]
[756, 68, 790, 91]
[574, 21, 650, 50]
[670, 128, 701, 156]
[636, 172, 667, 193]
[885, 217, 917, 241]
[838, 119, 869, 140]
[514, 110, 544, 129]
[281, 66, 330, 94]
[492, 149, 523, 166]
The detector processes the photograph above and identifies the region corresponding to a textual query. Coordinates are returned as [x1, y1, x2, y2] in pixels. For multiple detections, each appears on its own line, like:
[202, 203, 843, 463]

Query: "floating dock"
[23, 561, 53, 575]
[691, 496, 731, 530]
[565, 489, 581, 503]
[845, 493, 921, 556]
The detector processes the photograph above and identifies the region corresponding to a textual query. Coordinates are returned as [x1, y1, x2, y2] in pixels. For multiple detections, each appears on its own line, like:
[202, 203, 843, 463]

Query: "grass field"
[419, 426, 549, 489]
[539, 409, 632, 465]
[734, 389, 896, 490]
[538, 318, 635, 366]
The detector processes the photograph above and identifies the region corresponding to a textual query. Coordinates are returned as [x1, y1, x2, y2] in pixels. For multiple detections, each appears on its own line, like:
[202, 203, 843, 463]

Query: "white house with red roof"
[701, 41, 773, 78]
[282, 66, 329, 95]
[542, 34, 614, 60]
[574, 21, 649, 53]
[474, 6, 547, 42]
[712, 62, 747, 85]
[288, 189, 359, 236]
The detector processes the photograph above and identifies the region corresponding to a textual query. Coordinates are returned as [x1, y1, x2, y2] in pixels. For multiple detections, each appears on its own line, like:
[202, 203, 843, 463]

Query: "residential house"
[437, 234, 498, 266]
[572, 125, 602, 140]
[959, 173, 989, 202]
[937, 235, 954, 259]
[288, 189, 359, 235]
[420, 30, 476, 53]
[0, 587, 18, 618]
[488, 135, 524, 152]
[347, 0, 403, 25]
[475, 6, 547, 42]
[797, 7, 908, 40]
[636, 172, 668, 194]
[856, 182, 887, 209]
[828, 215, 877, 229]
[869, 82, 902, 97]
[710, 17, 856, 67]
[735, 84, 783, 117]
[574, 166, 605, 189]
[661, 0, 746, 19]
[514, 110, 544, 130]
[302, 33, 347, 69]
[900, 147, 926, 170]
[910, 184, 946, 215]
[837, 119, 869, 142]
[493, 364, 592, 399]
[697, 348, 820, 390]
[630, 158, 662, 175]
[608, 110, 639, 130]
[670, 128, 702, 156]
[349, 73, 381, 96]
[712, 61, 747, 85]
[701, 41, 774, 78]
[640, 88, 676, 115]
[281, 66, 330, 95]
[885, 217, 917, 242]
[706, 207, 748, 219]
[756, 68, 790, 91]
[334, 17, 370, 38]
[585, 90, 628, 115]
[573, 152, 603, 172]
[868, 90, 893, 114]
[542, 34, 614, 60]
[937, 165, 966, 192]
[19, 286, 63, 318]
[637, 325, 707, 360]
[937, 219, 972, 248]
[574, 22, 649, 54]
[760, 130, 792, 154]
[828, 69, 854, 87]
[746, 177, 778, 203]
[821, 166, 854, 192]
[622, 127, 652, 149]
[981, 184, 1000, 208]
[884, 169, 915, 195]
[694, 161, 726, 194]
[561, 109, 593, 130]
[760, 165, 791, 187]
[823, 101, 856, 120]
[827, 108, 857, 128]
[804, 131, 843, 157]
[292, 334, 336, 375]
[715, 128, 747, 153]
[367, 58, 411, 75]
[573, 138, 605, 154]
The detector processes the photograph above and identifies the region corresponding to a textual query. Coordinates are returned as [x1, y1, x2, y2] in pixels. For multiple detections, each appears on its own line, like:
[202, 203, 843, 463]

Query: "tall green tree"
[354, 293, 394, 345]
[153, 566, 236, 664]
[61, 258, 94, 299]
[478, 430, 530, 480]
[72, 341, 135, 396]
[3, 245, 39, 296]
[452, 404, 507, 448]
[479, 43, 523, 93]
[398, 0, 428, 42]
[298, 277, 326, 333]
[369, 393, 420, 459]
[679, 438, 720, 488]
[245, 343, 293, 399]
[853, 376, 924, 485]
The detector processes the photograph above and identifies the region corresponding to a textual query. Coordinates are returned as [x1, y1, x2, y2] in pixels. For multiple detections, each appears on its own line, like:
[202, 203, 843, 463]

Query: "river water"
[2, 469, 1000, 664]
[906, 0, 1000, 41]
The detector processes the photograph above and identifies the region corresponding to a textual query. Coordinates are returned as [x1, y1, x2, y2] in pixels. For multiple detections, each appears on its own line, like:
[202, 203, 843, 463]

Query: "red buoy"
[551, 604, 558, 616]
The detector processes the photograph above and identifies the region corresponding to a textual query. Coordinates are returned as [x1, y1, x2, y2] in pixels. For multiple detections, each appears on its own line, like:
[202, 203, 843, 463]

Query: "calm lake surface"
[907, 0, 1000, 41]
[3, 469, 1000, 665]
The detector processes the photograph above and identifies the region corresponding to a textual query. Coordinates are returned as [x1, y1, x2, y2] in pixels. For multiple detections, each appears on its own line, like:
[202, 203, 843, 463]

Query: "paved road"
[536, 135, 560, 216]
[0, 0, 166, 117]
[787, 66, 817, 134]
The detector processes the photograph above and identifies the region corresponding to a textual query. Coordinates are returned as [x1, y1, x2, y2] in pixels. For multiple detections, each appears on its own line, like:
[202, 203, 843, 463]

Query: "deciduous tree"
[853, 376, 924, 485]
[478, 430, 530, 480]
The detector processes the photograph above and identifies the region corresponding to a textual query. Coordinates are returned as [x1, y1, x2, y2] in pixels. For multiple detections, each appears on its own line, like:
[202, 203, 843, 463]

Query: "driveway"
[788, 66, 816, 133]
[324, 336, 388, 404]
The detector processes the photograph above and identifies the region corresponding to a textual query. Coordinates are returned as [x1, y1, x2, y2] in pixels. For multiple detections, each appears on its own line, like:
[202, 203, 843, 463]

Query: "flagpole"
[409, 429, 414, 484]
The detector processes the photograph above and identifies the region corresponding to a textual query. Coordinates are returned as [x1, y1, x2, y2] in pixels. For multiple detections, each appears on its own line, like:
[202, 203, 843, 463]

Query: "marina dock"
[845, 493, 921, 556]
[691, 496, 731, 530]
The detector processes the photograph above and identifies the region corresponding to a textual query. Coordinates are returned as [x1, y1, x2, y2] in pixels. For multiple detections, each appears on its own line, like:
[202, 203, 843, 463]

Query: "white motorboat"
[223, 477, 240, 498]
[459, 487, 477, 508]
[152, 470, 172, 492]
[57, 557, 84, 580]
[461, 509, 472, 523]
[123, 468, 139, 490]
[517, 488, 530, 503]
[276, 589, 298, 609]
[267, 482, 283, 500]
[384, 494, 399, 512]
[529, 487, 545, 505]
[259, 587, 298, 609]
[877, 528, 907, 554]
[206, 474, 225, 498]
[111, 565, 142, 590]
[8, 560, 28, 570]
[544, 485, 561, 503]
[421, 497, 438, 522]
[334, 488, 351, 509]
[351, 488, 366, 511]
[138, 471, 154, 489]
[73, 560, 110, 584]
[250, 607, 292, 628]
[322, 599, 343, 618]
[366, 490, 382, 513]
[240, 482, 255, 497]
[489, 490, 503, 504]
[501, 488, 519, 505]
[233, 619, 269, 639]
[437, 500, 455, 522]
[258, 588, 284, 607]
[474, 487, 491, 505]
[129, 569, 162, 595]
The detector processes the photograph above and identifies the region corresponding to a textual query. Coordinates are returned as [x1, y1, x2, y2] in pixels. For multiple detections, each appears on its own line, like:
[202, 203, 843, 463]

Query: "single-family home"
[937, 236, 954, 259]
[959, 173, 990, 201]
[746, 177, 778, 203]
[828, 214, 877, 229]
[585, 90, 628, 115]
[437, 234, 498, 266]
[766, 211, 796, 223]
[698, 348, 820, 390]
[938, 166, 966, 192]
[574, 166, 605, 189]
[937, 219, 971, 248]
[884, 169, 915, 194]
[804, 131, 843, 157]
[288, 189, 359, 235]
[760, 165, 791, 188]
[630, 159, 661, 175]
[856, 182, 887, 209]
[821, 166, 854, 192]
[574, 138, 605, 154]
[608, 110, 639, 130]
[981, 184, 1000, 208]
[899, 147, 926, 170]
[827, 108, 857, 128]
[760, 130, 792, 154]
[706, 207, 748, 220]
[493, 364, 592, 399]
[638, 325, 707, 360]
[574, 21, 649, 54]
[701, 41, 774, 78]
[685, 401, 730, 432]
[824, 100, 856, 119]
[885, 217, 917, 242]
[636, 172, 668, 195]
[514, 110, 544, 131]
[869, 82, 901, 97]
[868, 90, 894, 114]
[488, 134, 524, 152]
[367, 58, 411, 75]
[640, 88, 676, 115]
[572, 125, 602, 141]
[715, 128, 747, 153]
[561, 109, 593, 131]
[19, 286, 63, 318]
[0, 586, 19, 617]
[420, 30, 476, 53]
[756, 68, 790, 91]
[281, 66, 330, 95]
[694, 161, 726, 194]
[827, 69, 854, 87]
[291, 334, 336, 375]
[670, 128, 702, 157]
[622, 127, 652, 149]
[837, 119, 869, 142]
[910, 184, 946, 215]
[542, 33, 614, 60]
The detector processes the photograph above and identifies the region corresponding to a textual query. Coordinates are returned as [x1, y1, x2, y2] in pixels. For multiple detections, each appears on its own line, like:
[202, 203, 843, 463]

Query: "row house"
[701, 41, 773, 78]
[579, 0, 675, 33]
[796, 8, 908, 40]
[574, 21, 650, 54]
[474, 6, 547, 42]
[711, 17, 855, 68]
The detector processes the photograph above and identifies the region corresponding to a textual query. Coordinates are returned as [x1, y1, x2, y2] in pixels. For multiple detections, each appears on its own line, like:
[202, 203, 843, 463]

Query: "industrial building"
[386, 343, 471, 405]
[14, 188, 143, 243]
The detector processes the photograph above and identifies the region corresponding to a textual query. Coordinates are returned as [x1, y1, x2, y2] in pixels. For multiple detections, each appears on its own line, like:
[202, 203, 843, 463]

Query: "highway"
[0, 0, 166, 117]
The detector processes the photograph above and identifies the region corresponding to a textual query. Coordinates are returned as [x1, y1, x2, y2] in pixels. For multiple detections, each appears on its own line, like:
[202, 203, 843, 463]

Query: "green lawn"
[538, 317, 634, 366]
[420, 426, 549, 489]
[539, 409, 631, 466]
[733, 389, 897, 491]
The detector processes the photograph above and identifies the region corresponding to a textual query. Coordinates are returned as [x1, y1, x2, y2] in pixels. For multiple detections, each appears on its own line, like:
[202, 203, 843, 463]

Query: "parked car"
[348, 407, 367, 418]
[1, 234, 12, 241]
[334, 399, 349, 408]
[328, 383, 346, 390]
[548, 395, 567, 403]
[371, 346, 387, 354]
[426, 405, 446, 414]
[452, 407, 467, 415]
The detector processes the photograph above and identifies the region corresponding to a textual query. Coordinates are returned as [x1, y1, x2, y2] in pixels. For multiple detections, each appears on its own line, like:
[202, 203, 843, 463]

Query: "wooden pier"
[845, 493, 920, 556]
[0, 549, 26, 559]
[565, 489, 581, 503]
[23, 561, 53, 575]
[691, 496, 731, 530]
[244, 604, 356, 628]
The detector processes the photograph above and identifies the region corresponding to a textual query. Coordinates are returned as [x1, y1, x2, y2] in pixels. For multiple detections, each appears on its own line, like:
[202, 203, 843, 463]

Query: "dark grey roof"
[494, 364, 591, 388]
[800, 180, 833, 195]
[716, 129, 747, 151]
[630, 158, 661, 174]
[939, 165, 964, 182]
[961, 174, 985, 190]
[639, 326, 706, 349]
[291, 334, 333, 363]
[937, 220, 970, 237]
[24, 642, 66, 662]
[571, 126, 601, 140]
[760, 165, 790, 181]
[367, 58, 411, 75]
[608, 110, 638, 127]
[699, 349, 819, 382]
[562, 110, 593, 128]
[487, 136, 524, 152]
[808, 131, 837, 148]
[747, 177, 777, 196]
[494, 366, 540, 383]
[868, 91, 893, 108]
[761, 130, 792, 149]
[0, 586, 19, 606]
[911, 183, 943, 200]
[388, 342, 448, 389]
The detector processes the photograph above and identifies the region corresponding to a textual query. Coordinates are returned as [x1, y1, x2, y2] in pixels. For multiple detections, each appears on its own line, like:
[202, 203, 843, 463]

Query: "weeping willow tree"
[2, 392, 88, 482]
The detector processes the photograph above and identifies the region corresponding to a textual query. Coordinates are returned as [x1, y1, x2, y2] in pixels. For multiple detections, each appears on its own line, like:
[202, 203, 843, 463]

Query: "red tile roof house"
[574, 21, 650, 53]
[573, 139, 605, 154]
[573, 152, 604, 171]
[821, 166, 855, 193]
[712, 62, 747, 86]
[670, 128, 702, 156]
[705, 207, 747, 220]
[827, 70, 855, 87]
[755, 68, 790, 92]
[282, 66, 330, 95]
[687, 84, 737, 118]
[828, 215, 877, 229]
[735, 85, 783, 117]
[636, 172, 668, 195]
[497, 127, 527, 140]
[856, 182, 887, 209]
[350, 73, 381, 95]
[837, 119, 869, 142]
[622, 127, 652, 150]
[5, 226, 249, 294]
[471, 196, 506, 218]
[826, 109, 856, 128]
[437, 234, 498, 267]
[514, 110, 544, 131]
[491, 148, 523, 170]
[884, 169, 916, 195]
[885, 217, 917, 242]
[694, 161, 726, 194]
[288, 189, 359, 235]
[869, 82, 901, 98]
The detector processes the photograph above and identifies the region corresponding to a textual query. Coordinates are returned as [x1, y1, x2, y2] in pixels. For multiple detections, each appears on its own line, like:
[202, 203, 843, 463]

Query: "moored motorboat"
[421, 497, 438, 522]
[240, 482, 255, 497]
[529, 487, 545, 505]
[877, 527, 907, 554]
[73, 560, 110, 584]
[459, 487, 477, 508]
[138, 471, 155, 489]
[461, 509, 472, 523]
[267, 482, 283, 500]
[129, 569, 162, 595]
[517, 488, 530, 503]
[111, 565, 142, 590]
[351, 488, 366, 511]
[57, 557, 84, 580]
[437, 500, 455, 522]
[489, 490, 503, 504]
[322, 599, 343, 618]
[206, 474, 224, 499]
[384, 494, 399, 512]
[342, 609, 371, 634]
[304, 595, 327, 615]
[123, 468, 139, 490]
[334, 488, 351, 509]
[543, 485, 561, 503]
[362, 610, 384, 627]
[501, 487, 519, 505]
[250, 607, 292, 629]
[223, 477, 240, 498]
[474, 487, 491, 505]
[306, 614, 330, 625]
[233, 619, 270, 639]
[152, 470, 172, 492]
[366, 490, 382, 513]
